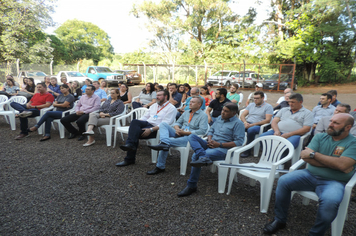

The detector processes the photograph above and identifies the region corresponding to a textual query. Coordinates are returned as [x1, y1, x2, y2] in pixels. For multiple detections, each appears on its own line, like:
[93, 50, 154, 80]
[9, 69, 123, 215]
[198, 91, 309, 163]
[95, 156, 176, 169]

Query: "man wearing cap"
[246, 83, 267, 107]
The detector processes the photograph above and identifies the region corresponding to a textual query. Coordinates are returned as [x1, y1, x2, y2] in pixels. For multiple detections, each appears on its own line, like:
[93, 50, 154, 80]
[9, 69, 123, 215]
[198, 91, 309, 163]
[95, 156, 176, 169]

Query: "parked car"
[84, 66, 124, 86]
[231, 71, 264, 88]
[207, 70, 238, 86]
[113, 70, 142, 85]
[262, 74, 298, 90]
[56, 71, 92, 86]
[18, 71, 47, 84]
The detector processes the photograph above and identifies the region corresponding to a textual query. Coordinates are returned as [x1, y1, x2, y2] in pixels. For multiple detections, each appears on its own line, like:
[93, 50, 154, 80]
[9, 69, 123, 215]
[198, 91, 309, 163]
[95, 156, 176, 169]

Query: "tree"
[55, 19, 114, 64]
[0, 0, 56, 66]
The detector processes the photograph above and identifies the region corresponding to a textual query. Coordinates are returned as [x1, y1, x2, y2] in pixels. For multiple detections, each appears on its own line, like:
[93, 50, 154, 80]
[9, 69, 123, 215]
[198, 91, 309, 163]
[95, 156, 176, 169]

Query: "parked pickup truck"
[85, 66, 124, 86]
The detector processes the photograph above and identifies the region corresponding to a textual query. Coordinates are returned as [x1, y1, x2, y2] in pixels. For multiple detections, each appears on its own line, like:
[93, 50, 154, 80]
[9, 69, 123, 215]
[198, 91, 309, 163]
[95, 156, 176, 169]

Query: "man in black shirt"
[205, 88, 231, 125]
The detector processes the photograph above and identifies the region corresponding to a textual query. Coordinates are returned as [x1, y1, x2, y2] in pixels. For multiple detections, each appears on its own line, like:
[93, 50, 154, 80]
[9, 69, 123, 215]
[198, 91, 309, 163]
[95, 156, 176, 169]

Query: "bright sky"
[46, 0, 271, 54]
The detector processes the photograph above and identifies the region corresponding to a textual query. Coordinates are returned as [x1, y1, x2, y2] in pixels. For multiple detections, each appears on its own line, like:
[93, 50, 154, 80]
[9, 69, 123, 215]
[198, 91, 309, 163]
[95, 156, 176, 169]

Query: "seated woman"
[21, 77, 28, 90]
[82, 89, 125, 146]
[20, 77, 36, 101]
[119, 83, 132, 104]
[47, 77, 61, 98]
[200, 86, 212, 107]
[28, 84, 75, 141]
[70, 80, 82, 100]
[181, 83, 191, 103]
[206, 83, 216, 100]
[132, 83, 156, 109]
[81, 79, 92, 94]
[2, 77, 20, 98]
[100, 80, 109, 95]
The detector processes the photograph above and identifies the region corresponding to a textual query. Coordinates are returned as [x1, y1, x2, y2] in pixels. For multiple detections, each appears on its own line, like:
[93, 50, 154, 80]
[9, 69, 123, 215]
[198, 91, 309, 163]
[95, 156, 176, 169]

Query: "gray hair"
[191, 95, 204, 108]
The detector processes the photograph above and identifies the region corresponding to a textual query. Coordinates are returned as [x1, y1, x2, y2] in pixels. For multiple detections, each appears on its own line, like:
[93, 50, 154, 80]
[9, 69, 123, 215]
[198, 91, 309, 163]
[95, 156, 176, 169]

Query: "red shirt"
[30, 92, 54, 108]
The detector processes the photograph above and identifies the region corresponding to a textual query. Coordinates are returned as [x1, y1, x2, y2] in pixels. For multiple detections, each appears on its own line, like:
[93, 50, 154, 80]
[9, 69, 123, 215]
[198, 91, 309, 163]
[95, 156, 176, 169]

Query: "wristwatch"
[309, 152, 316, 159]
[150, 128, 154, 133]
[219, 143, 223, 148]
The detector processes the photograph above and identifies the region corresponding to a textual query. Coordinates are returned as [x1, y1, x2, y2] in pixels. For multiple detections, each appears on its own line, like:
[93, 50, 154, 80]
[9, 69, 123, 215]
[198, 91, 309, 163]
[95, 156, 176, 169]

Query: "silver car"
[56, 71, 92, 86]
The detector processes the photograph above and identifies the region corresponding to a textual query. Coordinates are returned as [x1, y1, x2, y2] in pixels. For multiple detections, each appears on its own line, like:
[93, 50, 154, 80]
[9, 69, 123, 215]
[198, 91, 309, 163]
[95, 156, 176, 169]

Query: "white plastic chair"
[97, 105, 127, 146]
[291, 127, 312, 164]
[224, 136, 295, 213]
[52, 101, 79, 138]
[290, 159, 356, 236]
[211, 133, 247, 192]
[238, 92, 243, 107]
[0, 95, 15, 130]
[113, 108, 148, 147]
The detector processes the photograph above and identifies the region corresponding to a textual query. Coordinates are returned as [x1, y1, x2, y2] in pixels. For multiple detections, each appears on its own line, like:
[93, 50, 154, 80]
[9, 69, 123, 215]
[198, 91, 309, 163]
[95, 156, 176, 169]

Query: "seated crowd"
[3, 77, 356, 236]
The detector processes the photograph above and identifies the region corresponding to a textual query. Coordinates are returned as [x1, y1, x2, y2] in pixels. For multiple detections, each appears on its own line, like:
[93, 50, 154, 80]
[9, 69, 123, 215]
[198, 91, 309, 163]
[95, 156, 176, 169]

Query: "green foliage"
[0, 0, 56, 64]
[54, 19, 114, 64]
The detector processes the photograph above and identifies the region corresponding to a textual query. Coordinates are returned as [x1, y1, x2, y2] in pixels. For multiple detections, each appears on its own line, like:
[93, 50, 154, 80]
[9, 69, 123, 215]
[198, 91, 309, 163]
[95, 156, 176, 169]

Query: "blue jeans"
[246, 125, 261, 145]
[259, 130, 300, 148]
[187, 134, 226, 188]
[156, 122, 189, 169]
[274, 169, 345, 235]
[35, 111, 63, 136]
[10, 102, 40, 134]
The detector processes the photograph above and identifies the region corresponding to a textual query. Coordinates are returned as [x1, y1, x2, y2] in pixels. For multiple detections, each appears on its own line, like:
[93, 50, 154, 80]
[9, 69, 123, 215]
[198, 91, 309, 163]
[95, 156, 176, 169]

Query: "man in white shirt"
[275, 88, 292, 106]
[116, 90, 177, 167]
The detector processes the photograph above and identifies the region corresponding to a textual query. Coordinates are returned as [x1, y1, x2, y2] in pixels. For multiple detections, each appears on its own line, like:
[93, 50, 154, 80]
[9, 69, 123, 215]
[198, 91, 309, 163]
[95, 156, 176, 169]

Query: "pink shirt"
[75, 94, 101, 113]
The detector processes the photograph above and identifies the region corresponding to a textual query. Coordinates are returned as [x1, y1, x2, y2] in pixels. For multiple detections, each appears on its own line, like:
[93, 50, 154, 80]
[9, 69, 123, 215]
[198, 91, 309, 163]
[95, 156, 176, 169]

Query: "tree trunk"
[303, 62, 316, 82]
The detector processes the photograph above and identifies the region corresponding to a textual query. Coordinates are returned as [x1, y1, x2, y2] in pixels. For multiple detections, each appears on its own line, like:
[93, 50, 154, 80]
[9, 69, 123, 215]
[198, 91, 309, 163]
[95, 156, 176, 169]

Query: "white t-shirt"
[276, 96, 285, 104]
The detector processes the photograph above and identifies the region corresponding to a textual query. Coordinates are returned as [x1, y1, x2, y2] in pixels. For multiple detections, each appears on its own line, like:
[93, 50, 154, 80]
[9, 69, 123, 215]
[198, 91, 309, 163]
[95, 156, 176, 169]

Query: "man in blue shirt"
[176, 87, 205, 119]
[177, 102, 245, 197]
[47, 77, 61, 98]
[93, 81, 107, 102]
[147, 96, 208, 175]
[168, 83, 182, 108]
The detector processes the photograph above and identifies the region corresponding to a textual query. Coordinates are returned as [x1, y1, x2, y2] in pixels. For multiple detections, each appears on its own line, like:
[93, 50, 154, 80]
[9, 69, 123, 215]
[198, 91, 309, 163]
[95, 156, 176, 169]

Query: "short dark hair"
[120, 83, 129, 91]
[224, 102, 239, 115]
[88, 85, 95, 91]
[217, 88, 227, 98]
[38, 82, 47, 89]
[337, 103, 351, 113]
[157, 85, 164, 91]
[169, 83, 178, 89]
[327, 90, 337, 97]
[158, 89, 170, 100]
[254, 91, 264, 98]
[321, 93, 332, 101]
[92, 81, 100, 85]
[206, 82, 213, 87]
[60, 84, 70, 89]
[346, 116, 355, 127]
[85, 78, 92, 84]
[289, 93, 303, 102]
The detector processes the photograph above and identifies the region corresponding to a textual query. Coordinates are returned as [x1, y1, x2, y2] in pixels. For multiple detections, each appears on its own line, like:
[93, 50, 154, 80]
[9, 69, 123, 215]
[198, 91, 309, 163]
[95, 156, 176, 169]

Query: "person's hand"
[175, 129, 185, 136]
[281, 133, 291, 139]
[76, 111, 84, 116]
[143, 104, 148, 108]
[244, 123, 251, 129]
[207, 140, 219, 149]
[99, 112, 105, 118]
[300, 147, 312, 160]
[141, 128, 152, 137]
[208, 117, 212, 124]
[274, 131, 281, 136]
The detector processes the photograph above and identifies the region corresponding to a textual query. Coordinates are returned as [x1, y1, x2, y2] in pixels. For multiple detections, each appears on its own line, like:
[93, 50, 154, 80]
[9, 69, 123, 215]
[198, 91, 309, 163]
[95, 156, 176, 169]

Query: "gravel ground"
[1, 85, 356, 235]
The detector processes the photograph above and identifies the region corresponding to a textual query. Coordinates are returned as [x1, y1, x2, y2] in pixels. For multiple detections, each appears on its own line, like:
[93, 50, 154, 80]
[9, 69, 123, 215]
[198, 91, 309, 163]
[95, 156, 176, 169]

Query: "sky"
[46, 0, 271, 54]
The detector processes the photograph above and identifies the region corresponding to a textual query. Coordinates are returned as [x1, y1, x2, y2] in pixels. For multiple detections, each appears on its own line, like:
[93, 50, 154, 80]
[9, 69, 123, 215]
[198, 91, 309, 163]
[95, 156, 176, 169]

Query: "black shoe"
[77, 135, 85, 141]
[190, 157, 213, 167]
[263, 219, 286, 234]
[120, 144, 136, 152]
[177, 186, 197, 197]
[146, 167, 165, 175]
[115, 160, 135, 167]
[68, 133, 77, 139]
[40, 136, 51, 142]
[240, 151, 251, 158]
[147, 143, 169, 151]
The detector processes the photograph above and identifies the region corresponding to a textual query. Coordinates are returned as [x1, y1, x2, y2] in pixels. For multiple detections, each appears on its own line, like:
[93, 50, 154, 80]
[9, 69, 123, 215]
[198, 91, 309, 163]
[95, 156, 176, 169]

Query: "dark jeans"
[132, 101, 144, 109]
[124, 119, 157, 162]
[60, 113, 90, 135]
[36, 111, 63, 136]
[10, 102, 40, 134]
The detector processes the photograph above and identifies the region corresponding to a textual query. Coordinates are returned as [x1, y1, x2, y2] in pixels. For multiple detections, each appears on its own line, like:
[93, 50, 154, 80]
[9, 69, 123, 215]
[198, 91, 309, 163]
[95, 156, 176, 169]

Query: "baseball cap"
[256, 82, 263, 88]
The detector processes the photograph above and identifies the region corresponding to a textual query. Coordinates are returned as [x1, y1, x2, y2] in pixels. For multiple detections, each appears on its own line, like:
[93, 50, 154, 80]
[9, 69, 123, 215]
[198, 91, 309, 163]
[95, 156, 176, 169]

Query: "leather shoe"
[77, 135, 85, 141]
[68, 133, 77, 139]
[147, 143, 169, 151]
[147, 167, 165, 175]
[177, 186, 197, 197]
[120, 144, 136, 152]
[240, 151, 251, 158]
[190, 157, 213, 167]
[116, 160, 135, 167]
[263, 219, 286, 234]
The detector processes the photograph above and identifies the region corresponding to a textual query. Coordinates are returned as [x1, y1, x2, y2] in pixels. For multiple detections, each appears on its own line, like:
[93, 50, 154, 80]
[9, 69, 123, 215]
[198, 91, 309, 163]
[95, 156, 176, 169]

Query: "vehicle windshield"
[212, 71, 230, 76]
[238, 73, 250, 77]
[96, 67, 113, 73]
[269, 74, 291, 81]
[67, 72, 85, 77]
[27, 71, 46, 77]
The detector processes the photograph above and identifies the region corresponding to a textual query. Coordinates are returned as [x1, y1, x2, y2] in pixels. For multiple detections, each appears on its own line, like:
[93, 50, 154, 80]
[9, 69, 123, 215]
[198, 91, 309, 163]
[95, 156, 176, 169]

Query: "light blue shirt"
[94, 88, 108, 99]
[208, 115, 245, 152]
[246, 102, 273, 123]
[312, 104, 335, 124]
[173, 109, 208, 135]
[184, 96, 206, 111]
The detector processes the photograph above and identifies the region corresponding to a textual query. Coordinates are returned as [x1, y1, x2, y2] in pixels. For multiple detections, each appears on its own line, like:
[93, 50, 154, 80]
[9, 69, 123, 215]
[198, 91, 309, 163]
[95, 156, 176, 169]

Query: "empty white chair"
[224, 136, 294, 213]
[0, 95, 15, 130]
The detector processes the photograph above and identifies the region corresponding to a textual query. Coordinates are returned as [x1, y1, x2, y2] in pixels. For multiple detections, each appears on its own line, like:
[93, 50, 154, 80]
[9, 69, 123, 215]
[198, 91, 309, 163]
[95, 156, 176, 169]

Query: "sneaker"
[14, 133, 30, 140]
[18, 111, 33, 118]
[190, 157, 213, 167]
